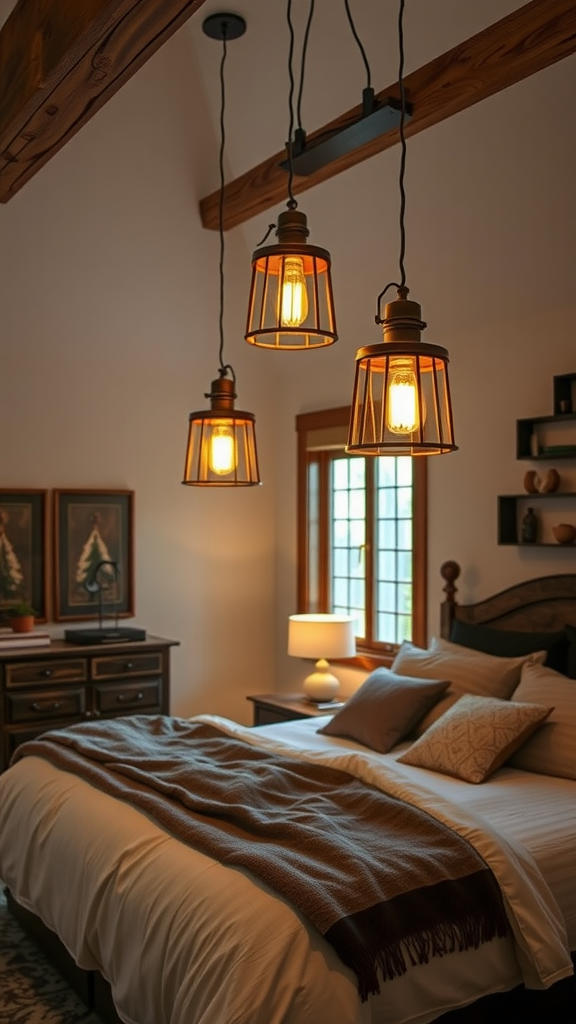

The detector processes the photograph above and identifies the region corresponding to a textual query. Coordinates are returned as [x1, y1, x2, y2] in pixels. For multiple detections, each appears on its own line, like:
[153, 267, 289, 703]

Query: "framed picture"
[53, 490, 134, 622]
[0, 489, 48, 624]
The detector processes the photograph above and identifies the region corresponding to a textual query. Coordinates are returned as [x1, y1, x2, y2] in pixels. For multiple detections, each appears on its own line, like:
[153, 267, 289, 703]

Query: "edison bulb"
[209, 424, 236, 475]
[280, 256, 308, 327]
[386, 363, 420, 434]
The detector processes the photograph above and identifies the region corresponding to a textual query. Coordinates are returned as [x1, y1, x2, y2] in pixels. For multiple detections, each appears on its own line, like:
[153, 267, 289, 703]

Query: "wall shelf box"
[499, 374, 576, 546]
[498, 493, 576, 546]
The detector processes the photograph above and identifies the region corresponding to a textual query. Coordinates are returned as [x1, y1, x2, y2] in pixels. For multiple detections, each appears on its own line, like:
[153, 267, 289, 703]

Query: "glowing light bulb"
[209, 424, 236, 475]
[386, 362, 420, 434]
[280, 256, 308, 327]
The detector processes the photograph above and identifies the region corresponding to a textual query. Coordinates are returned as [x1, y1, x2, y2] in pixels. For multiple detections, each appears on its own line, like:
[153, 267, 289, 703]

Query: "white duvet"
[0, 713, 573, 1024]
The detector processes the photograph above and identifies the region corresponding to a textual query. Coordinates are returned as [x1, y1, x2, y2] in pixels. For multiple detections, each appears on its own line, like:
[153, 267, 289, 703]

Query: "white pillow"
[509, 661, 576, 780]
[391, 636, 546, 736]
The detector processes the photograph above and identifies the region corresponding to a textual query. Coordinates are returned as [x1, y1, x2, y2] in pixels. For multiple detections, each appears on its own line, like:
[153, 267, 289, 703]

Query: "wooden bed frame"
[6, 563, 576, 1024]
[440, 560, 576, 637]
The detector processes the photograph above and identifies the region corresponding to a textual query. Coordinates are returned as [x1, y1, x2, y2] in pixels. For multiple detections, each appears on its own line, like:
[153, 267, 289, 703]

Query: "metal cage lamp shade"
[347, 287, 457, 456]
[288, 613, 355, 702]
[245, 207, 337, 350]
[182, 376, 260, 486]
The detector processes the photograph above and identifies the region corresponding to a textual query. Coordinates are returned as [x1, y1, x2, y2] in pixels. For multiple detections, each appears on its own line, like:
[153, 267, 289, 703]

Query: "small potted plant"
[8, 601, 37, 633]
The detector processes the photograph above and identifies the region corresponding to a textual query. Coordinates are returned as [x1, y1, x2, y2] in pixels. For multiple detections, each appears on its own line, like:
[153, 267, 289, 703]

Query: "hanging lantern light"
[347, 287, 457, 455]
[182, 14, 261, 487]
[182, 375, 260, 486]
[244, 0, 337, 351]
[347, 0, 457, 457]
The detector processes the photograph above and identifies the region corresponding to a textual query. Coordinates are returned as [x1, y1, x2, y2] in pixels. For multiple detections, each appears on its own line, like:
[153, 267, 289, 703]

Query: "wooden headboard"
[440, 561, 576, 639]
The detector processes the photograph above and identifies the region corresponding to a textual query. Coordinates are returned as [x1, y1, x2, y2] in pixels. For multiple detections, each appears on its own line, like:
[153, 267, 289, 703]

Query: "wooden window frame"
[296, 406, 427, 670]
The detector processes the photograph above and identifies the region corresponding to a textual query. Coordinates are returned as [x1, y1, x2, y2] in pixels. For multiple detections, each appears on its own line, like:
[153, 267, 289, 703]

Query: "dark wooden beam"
[200, 0, 576, 230]
[0, 0, 208, 203]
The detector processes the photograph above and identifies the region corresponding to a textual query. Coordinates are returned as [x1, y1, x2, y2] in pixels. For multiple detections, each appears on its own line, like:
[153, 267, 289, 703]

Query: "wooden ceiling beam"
[0, 0, 208, 203]
[200, 0, 576, 230]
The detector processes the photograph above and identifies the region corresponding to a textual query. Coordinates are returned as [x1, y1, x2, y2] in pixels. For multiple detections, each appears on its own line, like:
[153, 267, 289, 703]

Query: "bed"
[0, 563, 575, 1024]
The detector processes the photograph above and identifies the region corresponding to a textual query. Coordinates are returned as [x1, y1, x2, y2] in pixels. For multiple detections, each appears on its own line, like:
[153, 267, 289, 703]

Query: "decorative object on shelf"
[7, 601, 36, 633]
[520, 507, 539, 544]
[346, 0, 457, 457]
[288, 613, 355, 702]
[552, 523, 576, 546]
[244, 0, 337, 351]
[182, 14, 261, 487]
[53, 490, 134, 621]
[523, 469, 560, 494]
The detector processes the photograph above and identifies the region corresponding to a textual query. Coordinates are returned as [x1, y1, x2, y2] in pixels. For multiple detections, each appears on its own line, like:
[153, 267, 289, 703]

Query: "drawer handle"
[41, 669, 52, 678]
[117, 691, 144, 703]
[123, 662, 134, 671]
[31, 700, 61, 713]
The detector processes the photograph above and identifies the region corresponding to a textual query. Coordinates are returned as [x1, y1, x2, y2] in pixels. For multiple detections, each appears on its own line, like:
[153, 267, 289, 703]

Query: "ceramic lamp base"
[303, 659, 340, 702]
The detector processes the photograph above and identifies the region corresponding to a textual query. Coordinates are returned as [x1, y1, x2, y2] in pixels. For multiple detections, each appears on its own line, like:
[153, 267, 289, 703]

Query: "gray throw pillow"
[318, 668, 449, 753]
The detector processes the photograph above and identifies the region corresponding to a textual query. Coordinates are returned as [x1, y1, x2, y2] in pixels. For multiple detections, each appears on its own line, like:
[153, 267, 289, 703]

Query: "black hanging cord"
[375, 0, 407, 324]
[343, 0, 371, 90]
[295, 0, 316, 133]
[217, 26, 234, 381]
[285, 0, 298, 209]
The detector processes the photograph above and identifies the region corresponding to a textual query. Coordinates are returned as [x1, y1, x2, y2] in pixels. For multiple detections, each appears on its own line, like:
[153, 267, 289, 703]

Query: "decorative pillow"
[318, 668, 449, 753]
[450, 619, 569, 675]
[391, 637, 547, 736]
[397, 694, 552, 784]
[564, 624, 576, 679]
[508, 661, 576, 780]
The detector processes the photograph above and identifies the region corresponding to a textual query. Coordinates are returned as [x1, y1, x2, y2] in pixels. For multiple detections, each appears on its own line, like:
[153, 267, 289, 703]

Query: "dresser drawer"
[5, 659, 88, 688]
[94, 679, 163, 714]
[92, 652, 163, 680]
[7, 687, 86, 724]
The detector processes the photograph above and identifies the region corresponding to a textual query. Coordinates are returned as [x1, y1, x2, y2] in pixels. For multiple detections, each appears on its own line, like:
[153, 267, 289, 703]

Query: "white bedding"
[0, 712, 574, 1024]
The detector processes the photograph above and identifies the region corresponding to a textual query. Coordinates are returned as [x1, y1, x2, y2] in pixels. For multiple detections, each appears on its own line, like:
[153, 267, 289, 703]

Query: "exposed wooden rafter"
[199, 0, 576, 229]
[0, 0, 208, 203]
[0, 0, 575, 215]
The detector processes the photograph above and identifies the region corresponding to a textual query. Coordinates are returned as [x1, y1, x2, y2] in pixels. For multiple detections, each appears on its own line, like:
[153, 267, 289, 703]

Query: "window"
[296, 406, 427, 666]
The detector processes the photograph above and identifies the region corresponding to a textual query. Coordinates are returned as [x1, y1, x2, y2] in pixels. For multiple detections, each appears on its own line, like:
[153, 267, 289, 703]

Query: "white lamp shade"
[288, 614, 356, 659]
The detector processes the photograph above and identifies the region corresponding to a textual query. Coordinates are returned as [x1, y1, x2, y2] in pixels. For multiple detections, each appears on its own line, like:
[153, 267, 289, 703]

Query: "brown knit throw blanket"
[12, 715, 509, 1000]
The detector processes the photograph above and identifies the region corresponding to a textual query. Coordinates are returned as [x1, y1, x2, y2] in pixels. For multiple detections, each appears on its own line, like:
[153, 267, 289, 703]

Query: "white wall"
[0, 27, 277, 725]
[1, 2, 575, 715]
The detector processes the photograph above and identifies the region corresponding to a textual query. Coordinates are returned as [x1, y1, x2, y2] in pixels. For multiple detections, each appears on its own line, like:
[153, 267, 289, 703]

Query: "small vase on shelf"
[520, 507, 539, 544]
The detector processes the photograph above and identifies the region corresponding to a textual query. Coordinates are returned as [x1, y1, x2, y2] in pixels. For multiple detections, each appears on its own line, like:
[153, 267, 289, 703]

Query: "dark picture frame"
[53, 490, 134, 622]
[0, 489, 48, 624]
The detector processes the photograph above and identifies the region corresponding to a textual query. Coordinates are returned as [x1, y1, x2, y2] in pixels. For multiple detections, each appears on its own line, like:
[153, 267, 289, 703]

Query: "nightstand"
[247, 693, 344, 726]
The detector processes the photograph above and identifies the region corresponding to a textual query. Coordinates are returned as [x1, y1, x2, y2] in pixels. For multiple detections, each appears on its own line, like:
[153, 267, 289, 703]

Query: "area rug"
[0, 885, 104, 1024]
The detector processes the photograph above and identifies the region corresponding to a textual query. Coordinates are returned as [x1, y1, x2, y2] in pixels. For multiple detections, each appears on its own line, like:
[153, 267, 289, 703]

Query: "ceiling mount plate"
[202, 13, 246, 41]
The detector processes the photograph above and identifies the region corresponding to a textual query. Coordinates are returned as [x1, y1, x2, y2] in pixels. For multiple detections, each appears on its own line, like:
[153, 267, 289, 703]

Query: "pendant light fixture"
[182, 13, 261, 487]
[347, 0, 457, 457]
[244, 0, 337, 351]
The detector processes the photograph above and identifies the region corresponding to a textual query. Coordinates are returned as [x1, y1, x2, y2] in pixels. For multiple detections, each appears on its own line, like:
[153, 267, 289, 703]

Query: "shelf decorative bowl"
[552, 523, 576, 545]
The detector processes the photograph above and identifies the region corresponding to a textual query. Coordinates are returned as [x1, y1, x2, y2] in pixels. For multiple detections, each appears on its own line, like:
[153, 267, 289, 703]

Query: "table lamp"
[288, 613, 355, 702]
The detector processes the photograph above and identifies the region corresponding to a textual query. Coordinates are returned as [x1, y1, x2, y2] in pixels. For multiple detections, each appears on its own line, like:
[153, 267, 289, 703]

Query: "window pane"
[375, 458, 414, 645]
[329, 456, 366, 633]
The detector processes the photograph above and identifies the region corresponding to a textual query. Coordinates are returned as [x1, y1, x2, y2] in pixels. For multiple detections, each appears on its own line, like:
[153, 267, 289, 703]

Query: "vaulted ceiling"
[1, 0, 575, 226]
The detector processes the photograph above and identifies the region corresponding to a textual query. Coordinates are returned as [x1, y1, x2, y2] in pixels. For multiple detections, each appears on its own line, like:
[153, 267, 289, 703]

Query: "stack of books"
[0, 629, 52, 650]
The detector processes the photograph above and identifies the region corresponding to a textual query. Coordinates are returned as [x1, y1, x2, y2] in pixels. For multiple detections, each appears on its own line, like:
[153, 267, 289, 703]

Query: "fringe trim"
[325, 869, 510, 1002]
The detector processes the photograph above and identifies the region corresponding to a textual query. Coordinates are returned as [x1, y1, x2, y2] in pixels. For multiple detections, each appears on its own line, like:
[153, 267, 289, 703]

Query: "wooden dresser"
[0, 635, 178, 772]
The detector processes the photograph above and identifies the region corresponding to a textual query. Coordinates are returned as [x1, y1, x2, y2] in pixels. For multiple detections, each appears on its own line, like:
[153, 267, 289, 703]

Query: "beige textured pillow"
[391, 637, 547, 736]
[317, 668, 449, 753]
[398, 694, 552, 784]
[509, 661, 576, 780]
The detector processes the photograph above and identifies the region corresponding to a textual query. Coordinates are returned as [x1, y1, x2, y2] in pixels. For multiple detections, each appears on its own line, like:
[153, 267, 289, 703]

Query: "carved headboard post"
[440, 561, 461, 639]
